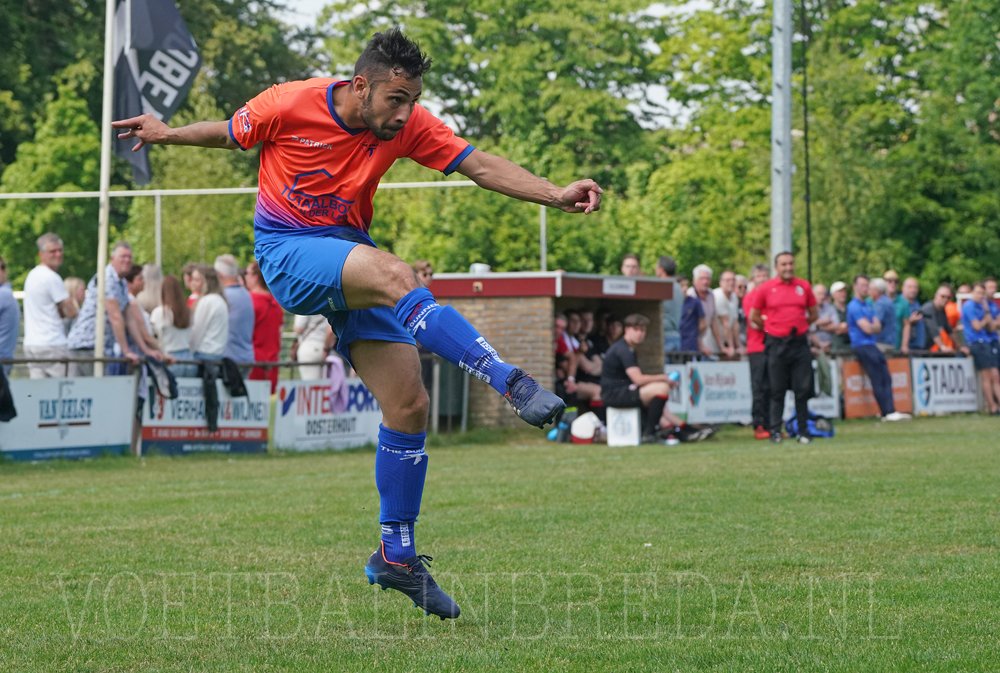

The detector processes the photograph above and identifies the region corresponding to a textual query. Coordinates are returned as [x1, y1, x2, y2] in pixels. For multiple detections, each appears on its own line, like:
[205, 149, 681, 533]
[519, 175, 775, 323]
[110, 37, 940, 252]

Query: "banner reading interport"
[910, 357, 978, 415]
[274, 378, 382, 451]
[142, 378, 269, 455]
[0, 378, 134, 461]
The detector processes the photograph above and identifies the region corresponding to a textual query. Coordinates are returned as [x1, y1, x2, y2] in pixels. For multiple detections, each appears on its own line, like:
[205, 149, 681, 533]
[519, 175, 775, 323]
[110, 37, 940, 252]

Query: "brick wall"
[437, 296, 666, 429]
[439, 296, 555, 428]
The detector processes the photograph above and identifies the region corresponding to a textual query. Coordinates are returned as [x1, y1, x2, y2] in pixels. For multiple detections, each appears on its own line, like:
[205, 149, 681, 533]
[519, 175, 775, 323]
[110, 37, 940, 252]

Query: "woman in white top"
[293, 313, 333, 381]
[151, 274, 196, 377]
[188, 265, 229, 361]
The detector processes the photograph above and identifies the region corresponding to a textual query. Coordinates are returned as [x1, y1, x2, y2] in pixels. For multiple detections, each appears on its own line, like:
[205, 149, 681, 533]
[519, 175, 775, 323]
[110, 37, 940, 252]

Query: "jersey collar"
[327, 81, 367, 136]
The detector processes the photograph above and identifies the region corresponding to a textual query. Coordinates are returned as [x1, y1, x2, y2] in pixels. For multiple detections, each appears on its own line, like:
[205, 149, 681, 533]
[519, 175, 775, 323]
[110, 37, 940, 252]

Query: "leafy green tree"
[319, 0, 664, 192]
[0, 62, 101, 283]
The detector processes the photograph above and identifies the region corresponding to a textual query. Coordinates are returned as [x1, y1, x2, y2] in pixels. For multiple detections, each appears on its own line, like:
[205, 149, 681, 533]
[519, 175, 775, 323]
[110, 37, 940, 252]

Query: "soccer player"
[113, 29, 602, 620]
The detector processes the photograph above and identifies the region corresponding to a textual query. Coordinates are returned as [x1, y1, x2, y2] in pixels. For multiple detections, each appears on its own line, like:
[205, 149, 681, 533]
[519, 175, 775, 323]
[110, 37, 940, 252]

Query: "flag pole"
[94, 0, 117, 377]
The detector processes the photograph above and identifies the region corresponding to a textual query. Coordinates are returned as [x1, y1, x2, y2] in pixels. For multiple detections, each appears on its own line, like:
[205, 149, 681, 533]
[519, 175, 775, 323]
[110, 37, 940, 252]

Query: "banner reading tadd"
[0, 378, 134, 460]
[142, 378, 269, 454]
[274, 378, 382, 451]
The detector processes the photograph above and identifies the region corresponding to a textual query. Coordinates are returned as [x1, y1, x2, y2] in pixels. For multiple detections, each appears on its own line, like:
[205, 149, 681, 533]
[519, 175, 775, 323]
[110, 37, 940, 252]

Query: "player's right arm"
[113, 115, 236, 151]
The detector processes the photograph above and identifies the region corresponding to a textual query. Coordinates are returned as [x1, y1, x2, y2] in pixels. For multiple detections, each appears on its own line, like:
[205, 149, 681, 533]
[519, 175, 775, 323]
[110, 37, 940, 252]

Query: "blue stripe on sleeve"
[228, 118, 247, 151]
[443, 145, 475, 175]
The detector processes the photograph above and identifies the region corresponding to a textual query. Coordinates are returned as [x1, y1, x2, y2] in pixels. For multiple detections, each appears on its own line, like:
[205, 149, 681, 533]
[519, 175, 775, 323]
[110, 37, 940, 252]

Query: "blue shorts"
[254, 226, 414, 365]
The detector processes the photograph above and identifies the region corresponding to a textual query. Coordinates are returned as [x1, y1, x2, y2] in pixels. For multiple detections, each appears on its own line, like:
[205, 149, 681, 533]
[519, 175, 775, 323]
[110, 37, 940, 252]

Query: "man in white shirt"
[711, 269, 741, 357]
[23, 233, 78, 378]
[688, 264, 732, 358]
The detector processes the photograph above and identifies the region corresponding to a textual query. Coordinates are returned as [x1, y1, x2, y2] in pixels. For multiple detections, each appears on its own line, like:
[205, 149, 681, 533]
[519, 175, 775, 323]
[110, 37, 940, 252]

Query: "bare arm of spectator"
[855, 315, 880, 335]
[969, 306, 991, 331]
[709, 316, 729, 356]
[57, 297, 78, 320]
[106, 299, 139, 363]
[576, 352, 602, 377]
[625, 365, 668, 387]
[901, 319, 912, 354]
[125, 303, 164, 360]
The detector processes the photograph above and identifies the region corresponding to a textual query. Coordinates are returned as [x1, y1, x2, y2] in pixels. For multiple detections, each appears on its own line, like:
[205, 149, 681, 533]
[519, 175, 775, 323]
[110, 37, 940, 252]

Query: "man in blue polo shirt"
[961, 282, 1000, 414]
[848, 275, 910, 421]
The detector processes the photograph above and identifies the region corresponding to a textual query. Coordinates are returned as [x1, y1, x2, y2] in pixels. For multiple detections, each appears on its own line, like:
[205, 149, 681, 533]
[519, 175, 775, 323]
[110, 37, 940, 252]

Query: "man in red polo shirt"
[749, 252, 818, 443]
[743, 263, 772, 439]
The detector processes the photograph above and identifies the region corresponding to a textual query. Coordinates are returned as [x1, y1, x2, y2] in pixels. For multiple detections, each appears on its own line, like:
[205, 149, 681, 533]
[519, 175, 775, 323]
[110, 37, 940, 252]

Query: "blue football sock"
[394, 287, 515, 396]
[376, 424, 428, 563]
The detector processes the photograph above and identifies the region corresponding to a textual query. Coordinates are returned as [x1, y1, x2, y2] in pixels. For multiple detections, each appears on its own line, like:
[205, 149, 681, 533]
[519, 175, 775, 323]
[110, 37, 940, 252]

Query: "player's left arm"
[455, 149, 603, 214]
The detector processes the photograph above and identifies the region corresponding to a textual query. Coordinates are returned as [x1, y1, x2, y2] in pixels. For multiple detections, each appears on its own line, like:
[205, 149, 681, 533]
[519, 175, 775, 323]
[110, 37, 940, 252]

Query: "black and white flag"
[113, 0, 201, 184]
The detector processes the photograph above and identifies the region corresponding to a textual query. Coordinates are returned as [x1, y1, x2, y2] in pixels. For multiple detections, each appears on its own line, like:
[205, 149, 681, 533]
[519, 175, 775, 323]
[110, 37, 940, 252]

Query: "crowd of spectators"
[552, 253, 1000, 443]
[1, 232, 347, 392]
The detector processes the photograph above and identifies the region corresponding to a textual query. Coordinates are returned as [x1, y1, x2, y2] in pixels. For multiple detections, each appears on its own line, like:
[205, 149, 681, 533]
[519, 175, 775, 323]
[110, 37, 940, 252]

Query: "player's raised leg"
[350, 339, 460, 619]
[342, 244, 564, 427]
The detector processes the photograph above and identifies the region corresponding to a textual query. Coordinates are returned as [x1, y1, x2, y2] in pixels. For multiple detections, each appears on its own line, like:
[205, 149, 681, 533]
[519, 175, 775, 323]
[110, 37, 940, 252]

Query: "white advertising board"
[142, 378, 270, 455]
[910, 357, 978, 415]
[663, 364, 688, 420]
[685, 360, 752, 424]
[0, 377, 134, 460]
[783, 357, 842, 420]
[273, 377, 382, 451]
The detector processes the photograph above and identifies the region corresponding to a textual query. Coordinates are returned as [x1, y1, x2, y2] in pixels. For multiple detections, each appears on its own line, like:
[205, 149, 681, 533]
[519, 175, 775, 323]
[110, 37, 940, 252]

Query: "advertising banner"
[142, 378, 269, 455]
[0, 378, 134, 460]
[686, 361, 752, 424]
[663, 364, 688, 420]
[783, 357, 841, 420]
[842, 357, 913, 419]
[273, 378, 382, 451]
[910, 357, 978, 415]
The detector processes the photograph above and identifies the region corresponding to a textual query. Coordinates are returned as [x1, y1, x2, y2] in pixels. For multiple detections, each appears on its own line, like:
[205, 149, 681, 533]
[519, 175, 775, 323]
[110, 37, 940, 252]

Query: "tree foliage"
[0, 0, 998, 289]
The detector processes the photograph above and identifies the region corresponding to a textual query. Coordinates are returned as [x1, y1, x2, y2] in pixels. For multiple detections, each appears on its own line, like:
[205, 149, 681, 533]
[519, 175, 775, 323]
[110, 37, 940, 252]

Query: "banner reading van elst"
[910, 357, 978, 415]
[0, 378, 134, 460]
[274, 378, 382, 451]
[142, 378, 269, 455]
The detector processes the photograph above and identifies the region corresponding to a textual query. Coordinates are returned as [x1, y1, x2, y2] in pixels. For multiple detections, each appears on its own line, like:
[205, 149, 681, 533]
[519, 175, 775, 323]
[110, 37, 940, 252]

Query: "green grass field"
[2, 416, 998, 672]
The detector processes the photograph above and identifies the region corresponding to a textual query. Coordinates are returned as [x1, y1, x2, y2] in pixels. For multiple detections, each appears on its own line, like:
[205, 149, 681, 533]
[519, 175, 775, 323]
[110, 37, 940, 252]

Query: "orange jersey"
[228, 78, 473, 236]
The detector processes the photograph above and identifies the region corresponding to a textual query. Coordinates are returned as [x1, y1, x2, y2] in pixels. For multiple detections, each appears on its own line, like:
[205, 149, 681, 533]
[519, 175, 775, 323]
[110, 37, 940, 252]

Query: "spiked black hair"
[354, 28, 432, 81]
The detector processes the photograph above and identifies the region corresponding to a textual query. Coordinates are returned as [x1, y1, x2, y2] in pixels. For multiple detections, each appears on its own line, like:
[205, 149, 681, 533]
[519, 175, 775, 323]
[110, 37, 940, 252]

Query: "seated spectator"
[848, 275, 910, 421]
[151, 275, 196, 378]
[0, 255, 19, 375]
[189, 266, 229, 362]
[869, 277, 896, 352]
[961, 282, 1000, 414]
[564, 309, 601, 404]
[23, 233, 78, 378]
[599, 313, 706, 442]
[293, 313, 334, 380]
[245, 260, 284, 392]
[898, 277, 926, 353]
